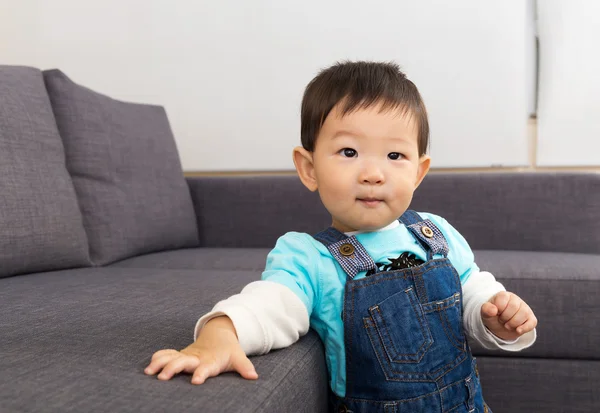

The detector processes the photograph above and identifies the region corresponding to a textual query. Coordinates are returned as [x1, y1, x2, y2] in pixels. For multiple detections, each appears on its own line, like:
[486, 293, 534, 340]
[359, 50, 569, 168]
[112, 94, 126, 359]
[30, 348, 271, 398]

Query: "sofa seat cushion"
[472, 249, 600, 360]
[43, 70, 199, 266]
[0, 267, 327, 413]
[109, 247, 270, 271]
[477, 356, 600, 412]
[0, 66, 90, 278]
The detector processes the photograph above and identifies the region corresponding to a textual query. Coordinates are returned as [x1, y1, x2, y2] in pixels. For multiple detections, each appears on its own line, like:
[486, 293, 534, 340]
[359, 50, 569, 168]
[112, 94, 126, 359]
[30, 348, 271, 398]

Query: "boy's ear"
[293, 146, 318, 192]
[414, 154, 431, 189]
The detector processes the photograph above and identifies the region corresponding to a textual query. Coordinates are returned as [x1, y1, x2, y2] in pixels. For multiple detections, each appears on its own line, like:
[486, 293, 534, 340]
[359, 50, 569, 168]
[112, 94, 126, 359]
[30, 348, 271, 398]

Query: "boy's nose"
[360, 164, 385, 185]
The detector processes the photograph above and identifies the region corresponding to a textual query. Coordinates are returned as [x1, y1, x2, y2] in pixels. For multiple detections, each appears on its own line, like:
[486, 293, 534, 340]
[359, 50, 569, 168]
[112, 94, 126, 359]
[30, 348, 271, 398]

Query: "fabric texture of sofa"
[1, 65, 599, 413]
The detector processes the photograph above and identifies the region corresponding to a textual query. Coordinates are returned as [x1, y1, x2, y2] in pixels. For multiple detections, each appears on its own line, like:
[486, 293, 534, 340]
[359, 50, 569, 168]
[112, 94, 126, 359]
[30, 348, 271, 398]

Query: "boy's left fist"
[480, 291, 537, 341]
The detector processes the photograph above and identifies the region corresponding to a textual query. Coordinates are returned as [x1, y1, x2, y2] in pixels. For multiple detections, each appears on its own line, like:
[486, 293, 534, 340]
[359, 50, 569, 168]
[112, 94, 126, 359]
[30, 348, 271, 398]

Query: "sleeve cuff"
[482, 325, 537, 351]
[192, 280, 310, 356]
[193, 305, 267, 355]
[193, 311, 227, 341]
[462, 271, 537, 352]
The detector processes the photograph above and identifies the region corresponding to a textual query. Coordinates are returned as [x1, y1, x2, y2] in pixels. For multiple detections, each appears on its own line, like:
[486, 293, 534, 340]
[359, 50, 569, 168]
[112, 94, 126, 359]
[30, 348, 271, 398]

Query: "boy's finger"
[503, 306, 530, 330]
[480, 302, 498, 319]
[516, 315, 538, 335]
[231, 354, 258, 380]
[158, 356, 201, 380]
[151, 349, 178, 362]
[145, 353, 180, 375]
[498, 296, 521, 323]
[504, 303, 533, 329]
[490, 292, 510, 313]
[191, 361, 222, 385]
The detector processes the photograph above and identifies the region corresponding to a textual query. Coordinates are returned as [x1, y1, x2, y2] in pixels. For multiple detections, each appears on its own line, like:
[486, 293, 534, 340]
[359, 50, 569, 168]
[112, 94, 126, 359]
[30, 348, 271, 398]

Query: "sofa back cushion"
[43, 70, 199, 266]
[187, 172, 600, 254]
[410, 172, 600, 254]
[0, 66, 91, 278]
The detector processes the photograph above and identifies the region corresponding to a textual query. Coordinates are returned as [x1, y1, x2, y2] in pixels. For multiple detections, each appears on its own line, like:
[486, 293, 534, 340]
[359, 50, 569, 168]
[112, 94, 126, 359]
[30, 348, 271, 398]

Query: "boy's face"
[294, 102, 430, 233]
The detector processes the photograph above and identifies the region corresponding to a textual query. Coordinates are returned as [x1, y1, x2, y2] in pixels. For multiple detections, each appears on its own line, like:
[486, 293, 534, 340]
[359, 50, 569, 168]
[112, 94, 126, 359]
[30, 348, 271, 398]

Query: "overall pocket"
[366, 286, 433, 363]
[423, 292, 466, 351]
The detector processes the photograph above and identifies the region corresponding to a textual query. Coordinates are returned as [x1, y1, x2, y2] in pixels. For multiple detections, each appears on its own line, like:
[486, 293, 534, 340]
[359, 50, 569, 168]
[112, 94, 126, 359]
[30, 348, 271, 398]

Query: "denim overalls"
[314, 211, 490, 413]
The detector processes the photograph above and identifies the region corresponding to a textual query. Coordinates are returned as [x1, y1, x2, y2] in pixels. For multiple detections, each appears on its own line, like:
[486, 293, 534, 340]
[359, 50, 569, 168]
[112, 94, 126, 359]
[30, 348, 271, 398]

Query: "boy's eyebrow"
[332, 130, 411, 143]
[331, 130, 360, 139]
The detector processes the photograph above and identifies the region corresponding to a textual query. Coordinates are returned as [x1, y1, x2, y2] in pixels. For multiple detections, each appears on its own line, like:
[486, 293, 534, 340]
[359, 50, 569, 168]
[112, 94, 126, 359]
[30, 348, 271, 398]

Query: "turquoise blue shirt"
[260, 213, 479, 397]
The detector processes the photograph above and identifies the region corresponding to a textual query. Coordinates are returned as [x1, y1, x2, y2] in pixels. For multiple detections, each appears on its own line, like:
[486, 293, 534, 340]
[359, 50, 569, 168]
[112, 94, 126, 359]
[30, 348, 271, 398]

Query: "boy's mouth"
[357, 198, 383, 207]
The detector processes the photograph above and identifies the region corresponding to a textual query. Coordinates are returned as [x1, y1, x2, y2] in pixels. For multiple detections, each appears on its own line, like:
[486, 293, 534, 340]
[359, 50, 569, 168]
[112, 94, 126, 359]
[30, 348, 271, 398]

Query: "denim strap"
[313, 227, 348, 246]
[399, 210, 449, 259]
[397, 209, 423, 226]
[313, 228, 377, 279]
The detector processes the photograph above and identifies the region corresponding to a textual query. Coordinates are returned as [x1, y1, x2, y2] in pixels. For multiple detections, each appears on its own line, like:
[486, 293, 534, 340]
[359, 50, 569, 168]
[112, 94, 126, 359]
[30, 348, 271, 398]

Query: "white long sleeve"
[462, 271, 536, 351]
[194, 280, 309, 355]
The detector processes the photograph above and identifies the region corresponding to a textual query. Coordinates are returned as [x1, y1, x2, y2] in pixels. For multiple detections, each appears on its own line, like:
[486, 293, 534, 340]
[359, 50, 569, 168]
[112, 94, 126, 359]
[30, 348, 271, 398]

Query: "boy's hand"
[144, 316, 258, 385]
[480, 291, 537, 341]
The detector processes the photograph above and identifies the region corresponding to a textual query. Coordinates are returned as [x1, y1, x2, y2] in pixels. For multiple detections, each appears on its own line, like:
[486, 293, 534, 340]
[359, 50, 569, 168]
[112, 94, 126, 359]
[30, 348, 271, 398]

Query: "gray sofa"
[1, 65, 599, 413]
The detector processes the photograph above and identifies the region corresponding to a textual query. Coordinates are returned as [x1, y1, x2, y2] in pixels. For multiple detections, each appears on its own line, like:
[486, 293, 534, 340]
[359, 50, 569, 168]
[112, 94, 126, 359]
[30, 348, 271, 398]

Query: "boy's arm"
[146, 278, 310, 384]
[462, 271, 536, 351]
[146, 233, 317, 384]
[194, 280, 310, 355]
[195, 232, 319, 356]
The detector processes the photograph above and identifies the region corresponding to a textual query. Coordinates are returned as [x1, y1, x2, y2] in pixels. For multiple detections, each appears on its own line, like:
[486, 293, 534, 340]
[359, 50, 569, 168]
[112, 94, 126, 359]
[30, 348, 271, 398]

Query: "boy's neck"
[344, 220, 399, 236]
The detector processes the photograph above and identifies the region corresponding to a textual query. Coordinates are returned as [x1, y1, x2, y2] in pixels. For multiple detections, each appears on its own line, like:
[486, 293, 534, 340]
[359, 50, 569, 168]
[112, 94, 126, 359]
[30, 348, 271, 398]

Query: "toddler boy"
[145, 61, 537, 413]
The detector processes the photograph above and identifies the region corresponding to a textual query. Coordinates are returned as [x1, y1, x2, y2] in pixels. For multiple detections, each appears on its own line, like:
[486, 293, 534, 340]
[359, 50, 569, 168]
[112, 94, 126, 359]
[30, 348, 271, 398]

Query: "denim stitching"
[428, 350, 468, 380]
[370, 296, 430, 361]
[439, 376, 471, 413]
[465, 375, 475, 412]
[438, 306, 467, 352]
[411, 272, 427, 305]
[422, 293, 460, 314]
[363, 316, 393, 380]
[347, 260, 454, 292]
[405, 289, 433, 360]
[363, 316, 430, 382]
[446, 400, 468, 413]
[384, 402, 396, 413]
[336, 375, 471, 405]
[346, 285, 354, 392]
[374, 287, 431, 361]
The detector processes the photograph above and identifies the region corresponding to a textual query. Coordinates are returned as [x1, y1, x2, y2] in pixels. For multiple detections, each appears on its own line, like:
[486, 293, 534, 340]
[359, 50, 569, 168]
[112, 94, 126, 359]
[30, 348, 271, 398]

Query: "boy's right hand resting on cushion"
[144, 316, 258, 385]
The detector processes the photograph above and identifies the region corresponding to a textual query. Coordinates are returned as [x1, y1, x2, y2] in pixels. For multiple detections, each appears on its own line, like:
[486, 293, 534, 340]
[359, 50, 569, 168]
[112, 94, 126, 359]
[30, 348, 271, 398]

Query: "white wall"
[536, 0, 600, 167]
[2, 1, 533, 171]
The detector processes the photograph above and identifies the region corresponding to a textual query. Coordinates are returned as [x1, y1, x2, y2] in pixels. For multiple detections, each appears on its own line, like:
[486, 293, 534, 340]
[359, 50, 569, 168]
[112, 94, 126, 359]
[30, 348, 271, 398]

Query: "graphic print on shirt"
[365, 251, 425, 276]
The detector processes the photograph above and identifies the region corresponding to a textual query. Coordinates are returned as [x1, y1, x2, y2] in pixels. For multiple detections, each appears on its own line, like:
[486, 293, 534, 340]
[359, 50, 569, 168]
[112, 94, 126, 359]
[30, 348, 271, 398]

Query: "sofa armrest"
[186, 175, 330, 248]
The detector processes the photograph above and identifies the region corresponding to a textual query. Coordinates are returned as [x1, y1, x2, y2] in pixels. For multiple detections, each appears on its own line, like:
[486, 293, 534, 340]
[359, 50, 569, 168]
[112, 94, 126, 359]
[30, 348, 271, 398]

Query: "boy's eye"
[388, 152, 404, 160]
[340, 148, 357, 158]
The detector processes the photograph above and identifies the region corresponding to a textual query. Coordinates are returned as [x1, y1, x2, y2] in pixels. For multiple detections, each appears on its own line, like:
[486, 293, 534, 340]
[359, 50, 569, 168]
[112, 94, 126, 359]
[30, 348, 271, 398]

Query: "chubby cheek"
[389, 179, 416, 208]
[320, 184, 351, 212]
[392, 193, 413, 213]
